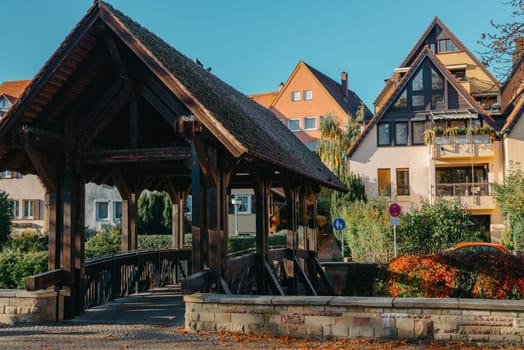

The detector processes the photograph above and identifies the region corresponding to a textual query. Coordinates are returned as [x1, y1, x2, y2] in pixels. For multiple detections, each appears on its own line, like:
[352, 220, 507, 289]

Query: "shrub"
[339, 197, 392, 262]
[388, 253, 524, 299]
[0, 250, 47, 289]
[85, 226, 121, 259]
[138, 235, 171, 250]
[8, 231, 47, 252]
[398, 199, 487, 254]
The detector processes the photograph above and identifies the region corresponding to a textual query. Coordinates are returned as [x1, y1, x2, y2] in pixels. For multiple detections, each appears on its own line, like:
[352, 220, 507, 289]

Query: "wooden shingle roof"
[0, 1, 346, 191]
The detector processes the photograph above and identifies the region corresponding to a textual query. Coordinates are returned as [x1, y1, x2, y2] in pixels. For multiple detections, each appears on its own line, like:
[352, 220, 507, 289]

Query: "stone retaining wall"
[0, 289, 65, 325]
[184, 294, 524, 345]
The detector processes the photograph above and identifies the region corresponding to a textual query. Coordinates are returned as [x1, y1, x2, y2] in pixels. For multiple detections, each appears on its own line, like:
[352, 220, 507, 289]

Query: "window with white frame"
[23, 200, 35, 219]
[288, 119, 300, 132]
[304, 117, 317, 130]
[303, 90, 313, 100]
[234, 194, 251, 214]
[96, 201, 110, 221]
[0, 171, 14, 179]
[291, 91, 301, 101]
[113, 201, 122, 221]
[10, 200, 19, 218]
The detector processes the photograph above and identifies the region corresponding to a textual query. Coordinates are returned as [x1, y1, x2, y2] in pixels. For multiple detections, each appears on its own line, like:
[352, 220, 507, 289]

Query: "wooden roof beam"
[103, 29, 139, 148]
[19, 126, 64, 152]
[81, 146, 191, 164]
[78, 78, 128, 150]
[139, 71, 192, 127]
[23, 146, 58, 192]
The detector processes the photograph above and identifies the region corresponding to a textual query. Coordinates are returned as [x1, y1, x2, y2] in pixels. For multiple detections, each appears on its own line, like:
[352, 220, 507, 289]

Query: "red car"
[448, 242, 508, 254]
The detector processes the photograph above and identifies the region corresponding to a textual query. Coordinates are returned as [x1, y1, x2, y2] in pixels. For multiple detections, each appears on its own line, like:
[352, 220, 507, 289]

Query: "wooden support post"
[121, 193, 138, 251]
[253, 166, 272, 295]
[46, 192, 61, 271]
[284, 179, 300, 295]
[61, 110, 86, 318]
[163, 179, 190, 250]
[61, 153, 85, 318]
[110, 167, 139, 252]
[171, 194, 186, 249]
[191, 146, 204, 273]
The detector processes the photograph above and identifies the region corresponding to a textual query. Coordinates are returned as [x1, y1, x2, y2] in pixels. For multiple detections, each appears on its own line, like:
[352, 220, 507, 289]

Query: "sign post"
[388, 203, 401, 258]
[332, 217, 346, 261]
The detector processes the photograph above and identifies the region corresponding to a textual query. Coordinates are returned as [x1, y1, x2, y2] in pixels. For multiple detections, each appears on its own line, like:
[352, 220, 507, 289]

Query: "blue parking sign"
[332, 217, 346, 231]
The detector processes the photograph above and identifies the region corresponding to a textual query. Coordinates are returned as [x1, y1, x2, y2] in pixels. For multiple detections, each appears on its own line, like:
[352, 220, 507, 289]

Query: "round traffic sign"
[388, 203, 401, 217]
[332, 217, 346, 231]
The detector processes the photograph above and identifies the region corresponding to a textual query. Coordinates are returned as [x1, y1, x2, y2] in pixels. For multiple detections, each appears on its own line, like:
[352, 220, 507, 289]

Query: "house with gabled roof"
[250, 60, 372, 151]
[500, 52, 524, 173]
[0, 80, 31, 117]
[348, 17, 508, 241]
[0, 79, 49, 233]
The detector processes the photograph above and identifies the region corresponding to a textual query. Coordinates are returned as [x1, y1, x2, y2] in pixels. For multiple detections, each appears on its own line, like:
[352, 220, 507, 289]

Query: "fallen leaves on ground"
[170, 328, 523, 349]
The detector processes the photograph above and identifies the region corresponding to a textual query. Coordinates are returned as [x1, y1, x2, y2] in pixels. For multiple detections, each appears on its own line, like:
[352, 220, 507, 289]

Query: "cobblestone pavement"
[0, 287, 521, 349]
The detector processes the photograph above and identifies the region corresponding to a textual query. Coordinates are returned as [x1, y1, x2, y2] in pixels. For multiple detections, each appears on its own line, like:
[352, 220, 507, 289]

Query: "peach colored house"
[250, 61, 372, 151]
[348, 17, 523, 242]
[0, 80, 47, 233]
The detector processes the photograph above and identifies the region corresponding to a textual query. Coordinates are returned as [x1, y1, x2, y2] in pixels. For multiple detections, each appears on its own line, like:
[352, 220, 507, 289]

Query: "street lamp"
[231, 197, 243, 236]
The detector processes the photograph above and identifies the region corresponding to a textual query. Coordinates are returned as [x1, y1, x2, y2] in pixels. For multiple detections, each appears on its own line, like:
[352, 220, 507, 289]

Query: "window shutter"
[228, 195, 234, 214]
[251, 195, 256, 214]
[33, 200, 41, 220]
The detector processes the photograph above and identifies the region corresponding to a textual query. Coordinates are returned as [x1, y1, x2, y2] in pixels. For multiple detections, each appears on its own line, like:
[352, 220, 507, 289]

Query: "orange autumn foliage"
[388, 252, 524, 299]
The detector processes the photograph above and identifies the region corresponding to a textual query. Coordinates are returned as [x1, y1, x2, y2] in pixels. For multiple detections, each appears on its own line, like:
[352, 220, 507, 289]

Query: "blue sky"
[0, 1, 515, 109]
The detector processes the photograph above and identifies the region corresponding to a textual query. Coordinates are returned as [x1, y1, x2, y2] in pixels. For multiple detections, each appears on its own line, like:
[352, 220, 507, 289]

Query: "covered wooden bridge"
[0, 1, 346, 318]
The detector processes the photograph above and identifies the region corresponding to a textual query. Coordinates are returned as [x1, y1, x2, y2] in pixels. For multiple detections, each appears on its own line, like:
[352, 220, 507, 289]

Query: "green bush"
[339, 197, 392, 262]
[0, 250, 47, 289]
[85, 226, 121, 259]
[398, 199, 486, 254]
[138, 235, 171, 250]
[8, 231, 47, 252]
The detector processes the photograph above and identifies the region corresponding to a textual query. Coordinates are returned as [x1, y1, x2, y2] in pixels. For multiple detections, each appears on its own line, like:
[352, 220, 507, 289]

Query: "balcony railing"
[435, 182, 491, 197]
[433, 135, 494, 159]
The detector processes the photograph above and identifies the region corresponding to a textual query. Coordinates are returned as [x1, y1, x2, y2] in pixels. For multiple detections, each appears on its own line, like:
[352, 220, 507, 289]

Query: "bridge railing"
[83, 249, 191, 309]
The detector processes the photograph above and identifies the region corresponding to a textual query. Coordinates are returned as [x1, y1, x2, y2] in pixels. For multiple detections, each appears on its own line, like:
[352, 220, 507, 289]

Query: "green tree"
[317, 106, 367, 223]
[0, 190, 12, 248]
[317, 107, 363, 176]
[138, 191, 171, 234]
[493, 167, 524, 253]
[478, 0, 524, 79]
[398, 199, 486, 254]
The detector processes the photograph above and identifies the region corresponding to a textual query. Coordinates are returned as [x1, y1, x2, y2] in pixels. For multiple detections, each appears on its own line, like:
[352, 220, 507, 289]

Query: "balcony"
[432, 134, 493, 159]
[435, 182, 495, 209]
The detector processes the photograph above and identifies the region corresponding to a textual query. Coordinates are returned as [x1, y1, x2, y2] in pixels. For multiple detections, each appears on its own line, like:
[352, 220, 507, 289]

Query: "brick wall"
[0, 289, 65, 325]
[184, 294, 524, 345]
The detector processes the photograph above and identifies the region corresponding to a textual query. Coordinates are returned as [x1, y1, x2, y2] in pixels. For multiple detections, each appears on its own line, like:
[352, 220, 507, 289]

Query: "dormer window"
[438, 39, 458, 53]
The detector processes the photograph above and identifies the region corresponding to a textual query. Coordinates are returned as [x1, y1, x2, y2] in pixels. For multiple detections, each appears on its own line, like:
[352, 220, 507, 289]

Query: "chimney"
[513, 37, 524, 65]
[278, 82, 284, 91]
[341, 71, 348, 97]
